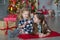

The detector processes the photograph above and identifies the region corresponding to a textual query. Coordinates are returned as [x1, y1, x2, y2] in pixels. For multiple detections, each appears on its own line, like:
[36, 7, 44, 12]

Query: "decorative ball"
[32, 6, 35, 10]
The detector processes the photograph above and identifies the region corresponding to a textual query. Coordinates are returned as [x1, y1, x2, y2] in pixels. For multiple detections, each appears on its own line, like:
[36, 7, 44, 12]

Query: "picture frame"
[0, 0, 5, 5]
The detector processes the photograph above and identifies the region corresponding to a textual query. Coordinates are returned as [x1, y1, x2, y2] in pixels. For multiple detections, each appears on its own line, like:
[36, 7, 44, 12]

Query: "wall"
[0, 0, 59, 19]
[38, 0, 58, 16]
[38, 0, 54, 9]
[0, 0, 9, 20]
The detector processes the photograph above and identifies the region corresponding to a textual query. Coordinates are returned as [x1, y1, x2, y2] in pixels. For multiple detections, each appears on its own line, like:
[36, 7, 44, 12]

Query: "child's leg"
[8, 30, 14, 38]
[12, 28, 20, 36]
[8, 28, 20, 38]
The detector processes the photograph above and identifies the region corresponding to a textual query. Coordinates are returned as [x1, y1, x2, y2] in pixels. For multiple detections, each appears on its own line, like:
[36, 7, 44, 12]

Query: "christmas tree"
[8, 0, 37, 14]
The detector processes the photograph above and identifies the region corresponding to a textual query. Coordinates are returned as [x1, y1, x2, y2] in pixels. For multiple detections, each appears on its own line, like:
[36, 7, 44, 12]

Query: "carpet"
[18, 31, 60, 39]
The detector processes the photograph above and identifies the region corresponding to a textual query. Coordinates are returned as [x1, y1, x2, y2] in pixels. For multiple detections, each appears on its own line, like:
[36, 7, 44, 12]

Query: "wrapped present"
[0, 30, 6, 36]
[0, 21, 7, 35]
[8, 21, 16, 31]
[3, 14, 17, 35]
[8, 21, 16, 27]
[0, 21, 6, 29]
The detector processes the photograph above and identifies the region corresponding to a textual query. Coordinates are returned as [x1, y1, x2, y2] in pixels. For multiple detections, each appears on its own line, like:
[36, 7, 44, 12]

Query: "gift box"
[3, 14, 17, 35]
[0, 30, 6, 36]
[0, 21, 6, 35]
[8, 21, 16, 31]
[8, 21, 16, 27]
[0, 21, 6, 29]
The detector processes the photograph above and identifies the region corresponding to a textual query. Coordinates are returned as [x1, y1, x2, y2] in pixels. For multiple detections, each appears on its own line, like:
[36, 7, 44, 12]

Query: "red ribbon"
[0, 26, 17, 35]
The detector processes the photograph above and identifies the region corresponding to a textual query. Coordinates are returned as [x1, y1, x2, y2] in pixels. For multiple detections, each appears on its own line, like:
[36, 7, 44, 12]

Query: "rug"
[18, 31, 60, 39]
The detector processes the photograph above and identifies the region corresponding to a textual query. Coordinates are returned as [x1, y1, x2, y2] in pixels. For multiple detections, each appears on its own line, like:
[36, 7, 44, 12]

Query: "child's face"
[33, 15, 40, 23]
[22, 11, 29, 19]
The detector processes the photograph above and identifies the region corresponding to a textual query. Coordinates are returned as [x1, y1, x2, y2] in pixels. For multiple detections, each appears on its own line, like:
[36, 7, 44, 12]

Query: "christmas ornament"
[54, 0, 59, 3]
[32, 6, 35, 10]
[8, 0, 37, 14]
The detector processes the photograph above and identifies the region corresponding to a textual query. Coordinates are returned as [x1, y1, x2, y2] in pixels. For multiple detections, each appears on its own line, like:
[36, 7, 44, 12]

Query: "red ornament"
[38, 0, 40, 5]
[8, 5, 13, 11]
[32, 6, 35, 10]
[26, 0, 28, 4]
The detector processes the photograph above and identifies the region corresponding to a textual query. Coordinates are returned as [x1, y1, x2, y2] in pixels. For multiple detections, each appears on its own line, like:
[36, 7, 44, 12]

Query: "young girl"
[8, 8, 33, 38]
[33, 13, 51, 37]
[18, 8, 33, 34]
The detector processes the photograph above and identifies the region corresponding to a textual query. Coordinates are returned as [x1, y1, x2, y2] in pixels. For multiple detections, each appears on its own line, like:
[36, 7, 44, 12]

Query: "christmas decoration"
[3, 14, 17, 35]
[8, 0, 37, 14]
[29, 0, 37, 13]
[0, 30, 6, 36]
[8, 0, 17, 14]
[8, 4, 17, 14]
[0, 21, 6, 35]
[54, 0, 59, 6]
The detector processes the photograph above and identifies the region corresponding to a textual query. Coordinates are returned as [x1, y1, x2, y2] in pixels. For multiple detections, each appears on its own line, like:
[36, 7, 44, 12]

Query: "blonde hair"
[18, 8, 31, 20]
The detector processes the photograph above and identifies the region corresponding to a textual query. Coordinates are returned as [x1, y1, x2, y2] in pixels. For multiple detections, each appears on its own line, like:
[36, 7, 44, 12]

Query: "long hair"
[33, 13, 50, 34]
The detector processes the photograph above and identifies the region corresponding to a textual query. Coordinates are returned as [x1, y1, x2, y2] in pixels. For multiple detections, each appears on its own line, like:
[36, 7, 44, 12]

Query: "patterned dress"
[37, 23, 41, 33]
[18, 19, 33, 34]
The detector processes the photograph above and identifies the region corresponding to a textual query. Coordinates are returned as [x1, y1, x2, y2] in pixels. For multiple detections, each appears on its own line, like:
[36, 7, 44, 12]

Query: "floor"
[0, 0, 8, 19]
[0, 16, 60, 40]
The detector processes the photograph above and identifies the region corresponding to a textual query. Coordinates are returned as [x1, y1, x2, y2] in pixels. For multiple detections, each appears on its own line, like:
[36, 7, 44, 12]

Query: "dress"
[18, 19, 33, 34]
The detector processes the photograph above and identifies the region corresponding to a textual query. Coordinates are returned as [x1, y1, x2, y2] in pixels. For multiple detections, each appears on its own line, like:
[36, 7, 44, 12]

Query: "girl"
[18, 8, 33, 34]
[33, 13, 51, 37]
[8, 8, 33, 38]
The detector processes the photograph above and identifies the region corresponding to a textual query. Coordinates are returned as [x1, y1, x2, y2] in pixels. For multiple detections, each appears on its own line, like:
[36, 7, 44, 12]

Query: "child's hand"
[20, 22, 27, 28]
[21, 24, 25, 28]
[20, 29, 24, 34]
[18, 24, 25, 28]
[18, 21, 28, 28]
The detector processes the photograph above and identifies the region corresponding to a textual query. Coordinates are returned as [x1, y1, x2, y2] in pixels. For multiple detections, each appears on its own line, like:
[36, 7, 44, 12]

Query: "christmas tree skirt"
[18, 31, 60, 39]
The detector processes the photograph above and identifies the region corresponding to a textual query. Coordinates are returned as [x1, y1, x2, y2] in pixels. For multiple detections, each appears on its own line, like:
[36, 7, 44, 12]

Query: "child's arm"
[18, 21, 28, 28]
[18, 23, 25, 28]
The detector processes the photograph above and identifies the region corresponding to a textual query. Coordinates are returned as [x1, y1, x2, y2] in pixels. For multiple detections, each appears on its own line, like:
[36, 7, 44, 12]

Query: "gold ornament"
[11, 7, 13, 11]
